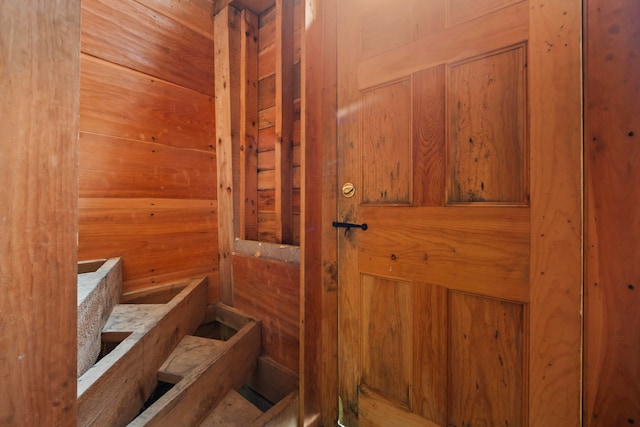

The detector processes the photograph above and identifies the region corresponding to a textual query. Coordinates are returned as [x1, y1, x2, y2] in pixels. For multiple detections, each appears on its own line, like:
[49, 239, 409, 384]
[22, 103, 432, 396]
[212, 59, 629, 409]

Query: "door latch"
[332, 221, 368, 231]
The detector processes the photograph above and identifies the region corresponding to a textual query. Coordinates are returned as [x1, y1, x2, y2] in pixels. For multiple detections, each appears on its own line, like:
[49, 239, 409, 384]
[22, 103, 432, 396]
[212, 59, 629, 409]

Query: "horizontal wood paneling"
[79, 132, 216, 199]
[358, 206, 530, 301]
[79, 0, 218, 299]
[80, 55, 215, 150]
[233, 254, 300, 372]
[82, 0, 215, 95]
[136, 0, 215, 40]
[78, 198, 219, 301]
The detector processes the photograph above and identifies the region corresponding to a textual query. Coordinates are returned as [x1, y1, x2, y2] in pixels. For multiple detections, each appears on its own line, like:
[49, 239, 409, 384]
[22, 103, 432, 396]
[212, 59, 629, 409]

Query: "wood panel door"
[336, 0, 582, 426]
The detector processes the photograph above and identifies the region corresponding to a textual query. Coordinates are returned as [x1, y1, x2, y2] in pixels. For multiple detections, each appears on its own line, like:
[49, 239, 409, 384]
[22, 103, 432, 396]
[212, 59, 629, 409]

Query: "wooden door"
[336, 0, 582, 426]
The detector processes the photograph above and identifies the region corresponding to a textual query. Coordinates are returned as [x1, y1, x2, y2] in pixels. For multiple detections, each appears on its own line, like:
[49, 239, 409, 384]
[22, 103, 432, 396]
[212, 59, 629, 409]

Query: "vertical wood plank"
[0, 1, 79, 424]
[214, 5, 243, 304]
[275, 0, 295, 243]
[412, 65, 446, 207]
[301, 0, 339, 424]
[584, 0, 640, 424]
[528, 0, 582, 425]
[240, 9, 260, 241]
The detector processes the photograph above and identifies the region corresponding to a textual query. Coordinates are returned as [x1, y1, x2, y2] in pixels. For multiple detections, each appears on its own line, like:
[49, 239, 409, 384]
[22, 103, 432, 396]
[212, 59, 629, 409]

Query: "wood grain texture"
[528, 0, 582, 424]
[361, 276, 412, 405]
[240, 9, 260, 241]
[584, 0, 640, 424]
[448, 292, 525, 426]
[275, 0, 295, 243]
[361, 79, 412, 205]
[0, 1, 79, 424]
[447, 0, 524, 26]
[233, 254, 300, 372]
[136, 0, 215, 39]
[79, 132, 216, 199]
[359, 206, 530, 301]
[215, 5, 243, 305]
[357, 1, 529, 90]
[412, 65, 446, 207]
[80, 54, 215, 150]
[301, 1, 340, 419]
[448, 45, 527, 204]
[82, 0, 214, 95]
[78, 198, 219, 301]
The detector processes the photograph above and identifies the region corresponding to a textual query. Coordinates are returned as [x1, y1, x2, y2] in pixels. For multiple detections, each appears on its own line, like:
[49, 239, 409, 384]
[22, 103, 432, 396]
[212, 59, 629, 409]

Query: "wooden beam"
[214, 5, 243, 304]
[0, 1, 80, 424]
[275, 0, 295, 244]
[584, 0, 640, 424]
[78, 277, 208, 426]
[300, 0, 339, 425]
[240, 8, 260, 241]
[251, 391, 299, 427]
[214, 0, 275, 16]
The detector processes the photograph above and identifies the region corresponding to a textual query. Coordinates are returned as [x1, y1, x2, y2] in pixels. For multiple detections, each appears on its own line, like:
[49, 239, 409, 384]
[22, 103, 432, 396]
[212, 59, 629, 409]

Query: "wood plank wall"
[0, 1, 80, 424]
[78, 0, 219, 302]
[584, 0, 640, 424]
[257, 0, 302, 244]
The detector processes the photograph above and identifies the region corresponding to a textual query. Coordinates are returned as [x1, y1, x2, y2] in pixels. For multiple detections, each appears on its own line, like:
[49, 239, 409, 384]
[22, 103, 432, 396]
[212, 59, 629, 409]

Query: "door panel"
[337, 0, 581, 425]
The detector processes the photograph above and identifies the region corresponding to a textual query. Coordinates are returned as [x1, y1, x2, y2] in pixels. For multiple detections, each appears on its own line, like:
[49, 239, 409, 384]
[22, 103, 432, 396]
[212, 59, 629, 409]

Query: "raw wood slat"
[250, 391, 299, 427]
[300, 0, 339, 422]
[79, 132, 216, 199]
[130, 316, 261, 426]
[528, 0, 582, 424]
[80, 54, 215, 150]
[240, 9, 260, 241]
[214, 0, 274, 15]
[584, 0, 640, 424]
[78, 277, 207, 426]
[82, 0, 214, 95]
[358, 206, 530, 302]
[357, 1, 529, 90]
[199, 390, 263, 427]
[233, 254, 300, 372]
[214, 5, 243, 304]
[136, 0, 215, 40]
[246, 356, 299, 404]
[0, 2, 80, 424]
[275, 0, 295, 243]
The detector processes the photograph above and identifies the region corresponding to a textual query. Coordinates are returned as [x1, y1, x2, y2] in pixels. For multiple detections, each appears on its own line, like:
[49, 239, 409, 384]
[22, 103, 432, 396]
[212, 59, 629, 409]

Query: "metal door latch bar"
[332, 221, 368, 231]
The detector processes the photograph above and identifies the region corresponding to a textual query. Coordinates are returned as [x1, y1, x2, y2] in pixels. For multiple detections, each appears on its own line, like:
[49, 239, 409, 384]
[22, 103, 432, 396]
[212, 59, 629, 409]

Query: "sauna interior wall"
[78, 0, 219, 302]
[230, 0, 303, 375]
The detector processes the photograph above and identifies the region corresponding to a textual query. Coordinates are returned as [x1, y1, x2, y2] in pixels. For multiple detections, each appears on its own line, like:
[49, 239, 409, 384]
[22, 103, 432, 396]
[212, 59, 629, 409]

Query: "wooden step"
[130, 303, 261, 426]
[199, 390, 263, 427]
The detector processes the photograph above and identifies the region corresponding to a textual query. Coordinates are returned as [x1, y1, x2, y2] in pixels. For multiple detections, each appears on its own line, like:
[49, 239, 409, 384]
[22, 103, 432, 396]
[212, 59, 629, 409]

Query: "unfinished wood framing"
[78, 277, 208, 426]
[215, 0, 274, 16]
[0, 2, 80, 424]
[240, 8, 260, 241]
[584, 0, 640, 424]
[300, 0, 339, 424]
[215, 5, 243, 304]
[275, 0, 295, 244]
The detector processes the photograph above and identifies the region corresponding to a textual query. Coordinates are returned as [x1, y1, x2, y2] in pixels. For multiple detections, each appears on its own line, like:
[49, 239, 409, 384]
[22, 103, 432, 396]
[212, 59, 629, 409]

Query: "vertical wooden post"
[214, 5, 242, 305]
[240, 9, 259, 241]
[301, 0, 339, 425]
[529, 0, 582, 425]
[0, 0, 80, 424]
[275, 0, 295, 244]
[584, 0, 640, 424]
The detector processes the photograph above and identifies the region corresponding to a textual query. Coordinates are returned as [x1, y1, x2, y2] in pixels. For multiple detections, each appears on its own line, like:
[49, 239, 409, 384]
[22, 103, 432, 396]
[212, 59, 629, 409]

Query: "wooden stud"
[214, 5, 243, 304]
[275, 0, 295, 244]
[301, 0, 339, 425]
[529, 0, 582, 425]
[214, 0, 274, 16]
[240, 9, 260, 241]
[0, 1, 80, 424]
[584, 0, 640, 424]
